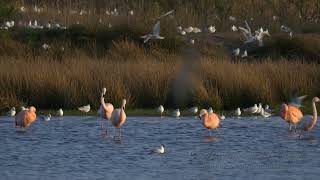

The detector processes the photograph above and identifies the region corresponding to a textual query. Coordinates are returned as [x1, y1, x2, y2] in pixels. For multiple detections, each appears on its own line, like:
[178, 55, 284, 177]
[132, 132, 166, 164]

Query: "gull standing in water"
[78, 104, 90, 113]
[156, 105, 164, 117]
[41, 114, 51, 121]
[220, 114, 226, 120]
[235, 108, 241, 117]
[199, 109, 221, 136]
[140, 21, 164, 43]
[244, 104, 258, 114]
[189, 107, 198, 118]
[7, 107, 16, 117]
[260, 108, 272, 118]
[111, 99, 127, 140]
[172, 109, 180, 119]
[56, 108, 63, 117]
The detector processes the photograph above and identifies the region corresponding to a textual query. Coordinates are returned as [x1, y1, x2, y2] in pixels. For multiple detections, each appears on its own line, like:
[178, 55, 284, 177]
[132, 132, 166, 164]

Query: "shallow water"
[0, 115, 320, 180]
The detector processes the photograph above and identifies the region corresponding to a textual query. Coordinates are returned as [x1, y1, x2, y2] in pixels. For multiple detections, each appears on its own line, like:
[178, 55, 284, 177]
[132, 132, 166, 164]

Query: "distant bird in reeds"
[7, 107, 16, 117]
[42, 43, 50, 50]
[192, 27, 202, 33]
[156, 105, 164, 117]
[184, 26, 193, 33]
[78, 104, 90, 113]
[238, 20, 256, 44]
[281, 25, 293, 38]
[208, 26, 216, 33]
[199, 109, 221, 136]
[255, 28, 270, 47]
[15, 106, 37, 128]
[233, 48, 240, 56]
[111, 99, 127, 140]
[141, 21, 164, 43]
[208, 107, 213, 114]
[229, 16, 236, 21]
[241, 50, 248, 58]
[156, 10, 174, 20]
[232, 25, 238, 32]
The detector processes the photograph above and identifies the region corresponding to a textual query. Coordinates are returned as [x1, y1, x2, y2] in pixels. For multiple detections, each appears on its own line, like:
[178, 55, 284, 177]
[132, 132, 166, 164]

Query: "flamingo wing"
[288, 106, 303, 123]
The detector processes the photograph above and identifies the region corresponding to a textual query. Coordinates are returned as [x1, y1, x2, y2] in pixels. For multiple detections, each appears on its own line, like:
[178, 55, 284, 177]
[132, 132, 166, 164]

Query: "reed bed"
[0, 51, 319, 111]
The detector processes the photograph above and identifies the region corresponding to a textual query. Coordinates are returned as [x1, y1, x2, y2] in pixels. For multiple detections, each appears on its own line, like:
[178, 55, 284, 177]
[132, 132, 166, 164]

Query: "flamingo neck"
[305, 101, 318, 131]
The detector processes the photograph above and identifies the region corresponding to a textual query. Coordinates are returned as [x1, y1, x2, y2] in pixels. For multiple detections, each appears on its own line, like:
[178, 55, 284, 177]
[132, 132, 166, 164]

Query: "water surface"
[0, 116, 319, 180]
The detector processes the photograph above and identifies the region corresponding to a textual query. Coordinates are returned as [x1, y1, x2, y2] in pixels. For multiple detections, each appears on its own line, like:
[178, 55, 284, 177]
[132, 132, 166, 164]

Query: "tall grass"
[0, 43, 319, 111]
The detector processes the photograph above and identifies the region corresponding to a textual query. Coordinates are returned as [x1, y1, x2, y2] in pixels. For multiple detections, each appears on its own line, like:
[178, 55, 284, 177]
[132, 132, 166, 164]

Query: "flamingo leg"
[289, 124, 292, 131]
[113, 127, 116, 139]
[209, 129, 212, 137]
[216, 128, 221, 135]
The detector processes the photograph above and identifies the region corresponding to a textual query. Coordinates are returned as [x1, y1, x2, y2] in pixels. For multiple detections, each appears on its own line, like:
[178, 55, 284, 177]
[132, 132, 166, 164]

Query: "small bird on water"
[153, 144, 165, 154]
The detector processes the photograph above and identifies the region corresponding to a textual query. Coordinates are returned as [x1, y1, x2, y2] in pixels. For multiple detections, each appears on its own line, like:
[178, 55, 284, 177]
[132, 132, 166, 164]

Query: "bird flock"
[1, 6, 320, 153]
[7, 91, 319, 138]
[1, 6, 300, 59]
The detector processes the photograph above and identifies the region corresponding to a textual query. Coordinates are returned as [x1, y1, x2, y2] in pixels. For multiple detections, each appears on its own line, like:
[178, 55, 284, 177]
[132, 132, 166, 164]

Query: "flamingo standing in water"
[281, 97, 319, 132]
[199, 109, 221, 136]
[111, 99, 127, 140]
[15, 106, 37, 128]
[280, 103, 303, 131]
[280, 95, 306, 131]
[100, 88, 114, 133]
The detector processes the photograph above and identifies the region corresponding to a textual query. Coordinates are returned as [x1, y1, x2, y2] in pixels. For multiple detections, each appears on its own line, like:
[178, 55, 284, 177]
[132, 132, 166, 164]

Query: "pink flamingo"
[199, 109, 221, 136]
[15, 106, 37, 128]
[280, 103, 303, 131]
[111, 99, 126, 140]
[281, 97, 319, 132]
[302, 97, 319, 131]
[99, 90, 114, 133]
